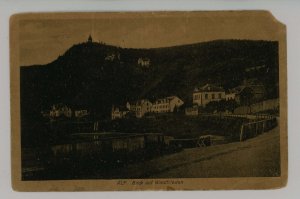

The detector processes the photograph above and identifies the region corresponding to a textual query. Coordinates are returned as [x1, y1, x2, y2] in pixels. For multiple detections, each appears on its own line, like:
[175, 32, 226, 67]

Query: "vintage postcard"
[10, 11, 287, 191]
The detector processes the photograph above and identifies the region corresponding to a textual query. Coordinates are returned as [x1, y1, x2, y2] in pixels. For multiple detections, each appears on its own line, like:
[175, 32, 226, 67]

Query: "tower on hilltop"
[88, 35, 93, 43]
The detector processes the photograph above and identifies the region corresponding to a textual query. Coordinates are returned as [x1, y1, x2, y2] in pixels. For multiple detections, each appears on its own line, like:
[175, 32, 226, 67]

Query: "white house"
[49, 104, 72, 118]
[74, 110, 89, 118]
[111, 105, 129, 120]
[105, 52, 120, 61]
[137, 58, 150, 67]
[151, 96, 184, 113]
[225, 92, 236, 101]
[126, 99, 152, 118]
[193, 84, 226, 107]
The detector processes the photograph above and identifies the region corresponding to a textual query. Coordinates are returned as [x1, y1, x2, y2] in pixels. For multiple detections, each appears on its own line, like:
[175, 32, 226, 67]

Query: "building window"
[205, 94, 208, 99]
[218, 93, 222, 99]
[212, 94, 215, 99]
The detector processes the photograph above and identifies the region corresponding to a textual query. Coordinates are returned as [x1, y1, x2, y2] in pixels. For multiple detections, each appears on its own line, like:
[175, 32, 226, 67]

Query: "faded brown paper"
[10, 11, 287, 191]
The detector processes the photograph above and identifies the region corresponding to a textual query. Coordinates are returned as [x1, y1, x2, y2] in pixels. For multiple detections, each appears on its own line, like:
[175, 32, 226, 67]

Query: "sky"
[18, 12, 283, 66]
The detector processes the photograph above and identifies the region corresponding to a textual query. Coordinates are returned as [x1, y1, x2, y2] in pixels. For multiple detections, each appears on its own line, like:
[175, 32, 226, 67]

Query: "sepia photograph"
[10, 11, 287, 190]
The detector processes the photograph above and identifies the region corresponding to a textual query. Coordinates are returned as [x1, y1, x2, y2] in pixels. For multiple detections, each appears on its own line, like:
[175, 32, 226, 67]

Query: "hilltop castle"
[87, 35, 93, 43]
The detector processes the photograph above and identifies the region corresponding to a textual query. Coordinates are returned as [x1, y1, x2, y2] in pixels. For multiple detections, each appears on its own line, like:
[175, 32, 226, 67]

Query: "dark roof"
[128, 99, 151, 106]
[154, 96, 173, 104]
[231, 84, 265, 95]
[194, 84, 225, 92]
[229, 86, 245, 94]
[166, 96, 178, 100]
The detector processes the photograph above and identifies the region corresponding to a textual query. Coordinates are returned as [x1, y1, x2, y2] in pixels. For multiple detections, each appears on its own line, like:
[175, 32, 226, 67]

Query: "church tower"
[88, 35, 93, 43]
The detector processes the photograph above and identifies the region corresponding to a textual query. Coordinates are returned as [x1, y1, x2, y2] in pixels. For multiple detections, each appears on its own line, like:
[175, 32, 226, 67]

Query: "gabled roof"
[136, 99, 149, 106]
[154, 96, 181, 104]
[127, 99, 151, 106]
[166, 96, 178, 100]
[230, 84, 265, 95]
[194, 84, 225, 92]
[229, 86, 245, 94]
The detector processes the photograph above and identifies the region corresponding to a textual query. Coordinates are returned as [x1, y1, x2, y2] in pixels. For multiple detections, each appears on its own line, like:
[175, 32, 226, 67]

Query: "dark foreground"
[23, 126, 280, 180]
[144, 126, 280, 178]
[96, 126, 280, 179]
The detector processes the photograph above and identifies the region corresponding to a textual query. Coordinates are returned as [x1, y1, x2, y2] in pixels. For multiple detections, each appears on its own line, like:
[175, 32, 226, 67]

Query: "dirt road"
[107, 126, 280, 178]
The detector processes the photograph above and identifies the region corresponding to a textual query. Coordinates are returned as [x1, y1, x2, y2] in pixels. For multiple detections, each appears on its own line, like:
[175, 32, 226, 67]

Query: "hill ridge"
[20, 39, 279, 121]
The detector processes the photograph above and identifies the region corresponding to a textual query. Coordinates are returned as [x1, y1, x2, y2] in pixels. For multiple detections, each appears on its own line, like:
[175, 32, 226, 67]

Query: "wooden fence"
[239, 117, 278, 141]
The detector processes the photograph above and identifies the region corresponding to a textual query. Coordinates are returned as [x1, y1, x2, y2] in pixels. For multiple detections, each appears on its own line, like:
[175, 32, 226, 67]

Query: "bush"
[205, 99, 238, 113]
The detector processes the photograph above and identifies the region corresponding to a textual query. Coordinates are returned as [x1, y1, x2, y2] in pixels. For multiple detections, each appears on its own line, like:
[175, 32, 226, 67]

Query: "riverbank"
[101, 126, 280, 178]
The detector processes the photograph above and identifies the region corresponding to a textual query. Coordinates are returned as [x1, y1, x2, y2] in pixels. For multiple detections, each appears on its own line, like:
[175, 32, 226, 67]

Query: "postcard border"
[10, 11, 287, 191]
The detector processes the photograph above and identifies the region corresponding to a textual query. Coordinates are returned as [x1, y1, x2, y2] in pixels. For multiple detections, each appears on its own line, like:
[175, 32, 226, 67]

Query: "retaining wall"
[239, 117, 278, 141]
[234, 98, 279, 114]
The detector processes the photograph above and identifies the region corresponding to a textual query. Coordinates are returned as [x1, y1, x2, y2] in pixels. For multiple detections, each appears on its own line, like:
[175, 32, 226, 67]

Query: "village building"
[231, 80, 266, 105]
[225, 91, 236, 101]
[111, 105, 129, 120]
[74, 109, 89, 118]
[137, 58, 151, 67]
[193, 84, 226, 107]
[151, 96, 184, 113]
[44, 103, 90, 120]
[69, 104, 90, 118]
[49, 103, 72, 118]
[126, 99, 152, 118]
[126, 102, 136, 112]
[232, 85, 265, 105]
[105, 52, 120, 61]
[112, 96, 185, 119]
